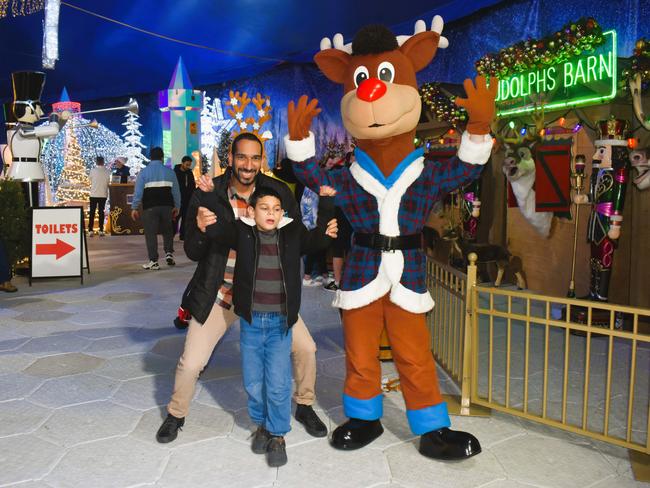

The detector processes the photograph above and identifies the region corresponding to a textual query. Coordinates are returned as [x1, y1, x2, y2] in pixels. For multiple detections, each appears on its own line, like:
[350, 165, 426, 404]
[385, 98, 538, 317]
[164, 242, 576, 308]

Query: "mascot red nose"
[284, 16, 497, 460]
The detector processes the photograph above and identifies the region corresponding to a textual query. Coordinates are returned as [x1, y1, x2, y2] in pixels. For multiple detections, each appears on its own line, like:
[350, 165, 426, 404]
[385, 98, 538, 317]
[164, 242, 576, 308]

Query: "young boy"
[204, 185, 337, 467]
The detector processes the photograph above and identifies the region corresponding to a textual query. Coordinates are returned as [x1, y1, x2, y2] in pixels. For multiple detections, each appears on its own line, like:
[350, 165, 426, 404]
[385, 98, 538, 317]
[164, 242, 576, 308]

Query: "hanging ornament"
[475, 17, 604, 78]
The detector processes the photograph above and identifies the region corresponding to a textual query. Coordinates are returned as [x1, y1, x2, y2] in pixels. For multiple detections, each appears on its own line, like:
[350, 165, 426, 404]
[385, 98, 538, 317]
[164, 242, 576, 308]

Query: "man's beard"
[234, 167, 257, 185]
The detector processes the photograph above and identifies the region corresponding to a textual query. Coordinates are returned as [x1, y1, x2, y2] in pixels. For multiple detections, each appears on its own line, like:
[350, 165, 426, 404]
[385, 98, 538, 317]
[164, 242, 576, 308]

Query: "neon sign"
[494, 30, 617, 116]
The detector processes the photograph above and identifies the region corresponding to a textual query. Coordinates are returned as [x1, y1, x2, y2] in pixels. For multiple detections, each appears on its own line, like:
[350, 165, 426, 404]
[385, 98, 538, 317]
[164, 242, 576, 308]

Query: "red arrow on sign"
[36, 239, 75, 260]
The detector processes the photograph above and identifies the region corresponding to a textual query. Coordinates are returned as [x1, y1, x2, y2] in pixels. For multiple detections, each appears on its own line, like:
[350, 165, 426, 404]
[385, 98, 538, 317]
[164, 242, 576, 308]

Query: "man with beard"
[157, 133, 328, 443]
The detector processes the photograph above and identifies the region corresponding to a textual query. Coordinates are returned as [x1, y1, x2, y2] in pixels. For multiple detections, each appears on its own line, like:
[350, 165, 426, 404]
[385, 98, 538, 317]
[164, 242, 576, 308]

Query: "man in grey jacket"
[131, 147, 181, 270]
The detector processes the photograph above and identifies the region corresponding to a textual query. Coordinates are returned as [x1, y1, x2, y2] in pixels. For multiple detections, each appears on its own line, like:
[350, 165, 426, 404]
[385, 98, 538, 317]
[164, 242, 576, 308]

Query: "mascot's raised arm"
[284, 17, 496, 461]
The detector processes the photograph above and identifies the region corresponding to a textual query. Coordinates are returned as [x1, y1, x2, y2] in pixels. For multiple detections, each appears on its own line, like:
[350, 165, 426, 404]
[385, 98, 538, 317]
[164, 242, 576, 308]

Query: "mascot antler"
[319, 15, 449, 52]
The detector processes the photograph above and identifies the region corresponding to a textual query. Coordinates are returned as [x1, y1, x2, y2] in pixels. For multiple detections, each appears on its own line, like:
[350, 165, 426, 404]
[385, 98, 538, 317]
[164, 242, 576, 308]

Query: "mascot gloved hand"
[285, 17, 496, 461]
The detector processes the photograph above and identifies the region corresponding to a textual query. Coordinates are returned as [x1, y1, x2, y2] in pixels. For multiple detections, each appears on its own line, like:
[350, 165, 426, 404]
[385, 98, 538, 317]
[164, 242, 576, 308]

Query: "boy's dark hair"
[231, 132, 263, 156]
[249, 186, 283, 209]
[181, 155, 192, 163]
[150, 147, 164, 160]
[96, 156, 105, 165]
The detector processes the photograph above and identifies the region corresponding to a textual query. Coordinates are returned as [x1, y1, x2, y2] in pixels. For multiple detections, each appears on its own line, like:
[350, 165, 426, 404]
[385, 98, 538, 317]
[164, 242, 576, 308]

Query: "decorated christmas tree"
[56, 127, 90, 205]
[42, 117, 128, 202]
[216, 128, 232, 169]
[122, 110, 149, 174]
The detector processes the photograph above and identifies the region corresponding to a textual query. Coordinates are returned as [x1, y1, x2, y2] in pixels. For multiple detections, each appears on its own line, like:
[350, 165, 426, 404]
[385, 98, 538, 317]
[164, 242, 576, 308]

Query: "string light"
[42, 116, 128, 202]
[520, 127, 527, 136]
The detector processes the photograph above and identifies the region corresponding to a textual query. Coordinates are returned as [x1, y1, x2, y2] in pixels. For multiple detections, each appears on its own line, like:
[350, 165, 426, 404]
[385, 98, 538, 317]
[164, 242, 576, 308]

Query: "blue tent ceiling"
[0, 0, 505, 103]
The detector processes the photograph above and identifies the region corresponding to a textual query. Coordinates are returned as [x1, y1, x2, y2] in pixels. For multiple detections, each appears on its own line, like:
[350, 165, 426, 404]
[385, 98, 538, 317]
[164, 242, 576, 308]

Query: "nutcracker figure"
[6, 71, 61, 205]
[574, 118, 629, 302]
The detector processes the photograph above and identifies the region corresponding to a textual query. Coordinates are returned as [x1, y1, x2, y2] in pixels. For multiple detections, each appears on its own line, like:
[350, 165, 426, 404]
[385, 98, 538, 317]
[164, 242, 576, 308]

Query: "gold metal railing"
[469, 286, 650, 455]
[426, 253, 479, 416]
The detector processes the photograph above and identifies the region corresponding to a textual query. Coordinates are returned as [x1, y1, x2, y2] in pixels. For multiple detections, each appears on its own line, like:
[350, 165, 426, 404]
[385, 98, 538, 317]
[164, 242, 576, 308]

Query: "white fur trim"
[284, 132, 315, 162]
[337, 157, 435, 311]
[239, 215, 293, 228]
[390, 283, 435, 313]
[457, 131, 493, 165]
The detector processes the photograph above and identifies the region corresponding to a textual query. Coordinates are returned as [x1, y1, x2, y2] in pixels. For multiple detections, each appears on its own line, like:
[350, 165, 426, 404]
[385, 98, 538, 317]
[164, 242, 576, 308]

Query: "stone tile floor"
[0, 235, 647, 487]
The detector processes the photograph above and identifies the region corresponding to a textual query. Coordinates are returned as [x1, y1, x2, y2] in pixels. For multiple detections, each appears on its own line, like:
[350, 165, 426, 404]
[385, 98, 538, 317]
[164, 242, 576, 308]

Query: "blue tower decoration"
[158, 57, 203, 167]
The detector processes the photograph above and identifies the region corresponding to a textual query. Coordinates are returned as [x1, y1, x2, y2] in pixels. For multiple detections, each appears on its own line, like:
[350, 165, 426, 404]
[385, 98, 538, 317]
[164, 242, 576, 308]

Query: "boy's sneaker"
[313, 275, 324, 284]
[252, 426, 271, 454]
[165, 253, 175, 266]
[98, 231, 105, 237]
[266, 436, 287, 467]
[302, 277, 314, 287]
[86, 230, 94, 237]
[324, 281, 339, 292]
[142, 260, 160, 270]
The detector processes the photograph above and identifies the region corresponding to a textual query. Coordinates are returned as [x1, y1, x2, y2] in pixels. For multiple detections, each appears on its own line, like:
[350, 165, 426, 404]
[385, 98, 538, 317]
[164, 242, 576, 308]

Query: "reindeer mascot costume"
[284, 17, 496, 460]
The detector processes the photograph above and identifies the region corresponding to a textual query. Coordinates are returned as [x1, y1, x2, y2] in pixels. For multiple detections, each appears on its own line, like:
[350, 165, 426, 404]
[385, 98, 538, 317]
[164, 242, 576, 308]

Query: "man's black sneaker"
[295, 404, 327, 437]
[252, 426, 271, 454]
[156, 413, 184, 443]
[166, 253, 175, 266]
[266, 436, 287, 467]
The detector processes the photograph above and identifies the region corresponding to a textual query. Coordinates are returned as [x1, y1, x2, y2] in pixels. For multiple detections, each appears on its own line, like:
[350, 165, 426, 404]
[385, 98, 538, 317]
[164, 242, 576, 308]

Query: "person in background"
[324, 152, 354, 291]
[271, 157, 305, 204]
[88, 156, 110, 237]
[131, 147, 180, 270]
[300, 187, 328, 286]
[173, 155, 196, 240]
[113, 156, 130, 183]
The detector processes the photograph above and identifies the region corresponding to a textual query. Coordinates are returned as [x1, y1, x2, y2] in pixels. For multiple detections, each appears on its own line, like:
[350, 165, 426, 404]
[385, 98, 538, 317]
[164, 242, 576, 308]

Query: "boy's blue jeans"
[240, 312, 293, 436]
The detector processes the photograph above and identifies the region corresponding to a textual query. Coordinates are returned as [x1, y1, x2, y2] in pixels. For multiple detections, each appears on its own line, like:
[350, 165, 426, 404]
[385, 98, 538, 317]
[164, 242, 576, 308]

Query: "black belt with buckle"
[354, 232, 422, 252]
[13, 157, 38, 162]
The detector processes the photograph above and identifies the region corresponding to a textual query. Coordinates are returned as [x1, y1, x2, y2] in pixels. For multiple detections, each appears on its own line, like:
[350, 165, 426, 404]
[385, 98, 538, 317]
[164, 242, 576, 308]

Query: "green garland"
[420, 83, 467, 126]
[622, 38, 650, 88]
[476, 17, 605, 78]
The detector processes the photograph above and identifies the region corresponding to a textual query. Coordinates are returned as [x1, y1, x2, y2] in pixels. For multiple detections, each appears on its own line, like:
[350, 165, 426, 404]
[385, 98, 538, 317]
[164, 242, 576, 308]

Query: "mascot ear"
[400, 31, 439, 73]
[314, 49, 351, 85]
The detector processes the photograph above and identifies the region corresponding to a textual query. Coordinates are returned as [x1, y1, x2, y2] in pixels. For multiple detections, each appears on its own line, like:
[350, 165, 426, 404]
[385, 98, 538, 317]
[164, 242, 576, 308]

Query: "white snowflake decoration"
[240, 121, 248, 130]
[230, 97, 238, 106]
[257, 109, 266, 117]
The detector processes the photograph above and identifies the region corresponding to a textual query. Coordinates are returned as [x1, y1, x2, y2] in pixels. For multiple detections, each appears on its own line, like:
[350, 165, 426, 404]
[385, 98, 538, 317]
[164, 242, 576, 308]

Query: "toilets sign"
[31, 207, 85, 282]
[494, 30, 617, 116]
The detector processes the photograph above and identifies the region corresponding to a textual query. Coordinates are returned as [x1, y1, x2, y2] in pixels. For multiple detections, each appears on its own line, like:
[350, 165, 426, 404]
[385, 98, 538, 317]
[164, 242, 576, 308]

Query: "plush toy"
[502, 141, 552, 237]
[629, 147, 650, 190]
[284, 17, 496, 460]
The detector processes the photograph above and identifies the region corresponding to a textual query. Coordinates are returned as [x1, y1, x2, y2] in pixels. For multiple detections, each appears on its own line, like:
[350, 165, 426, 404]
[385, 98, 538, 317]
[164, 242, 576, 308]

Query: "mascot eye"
[353, 66, 369, 87]
[377, 61, 395, 82]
